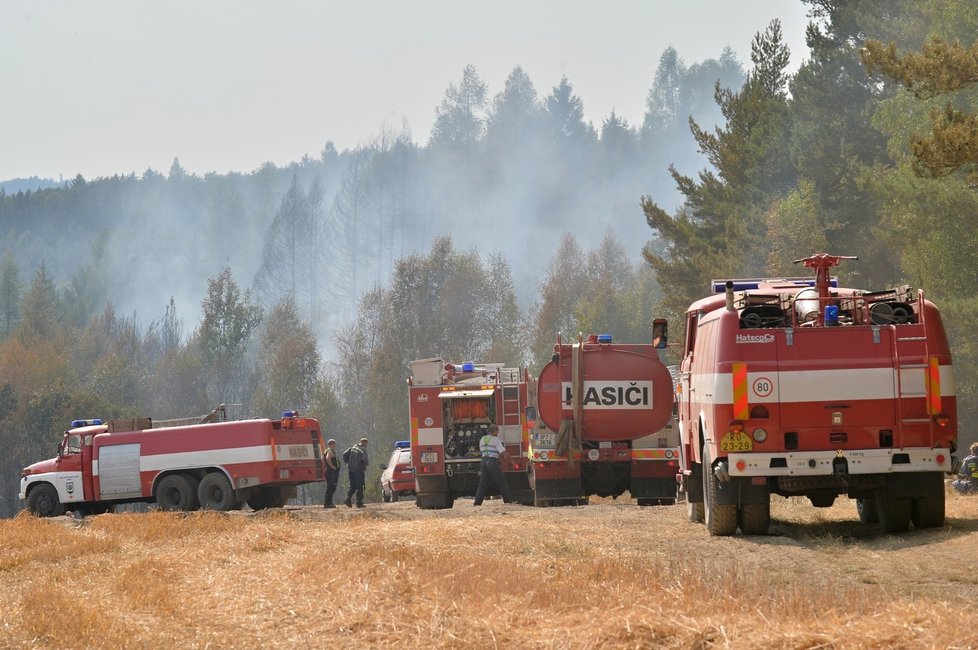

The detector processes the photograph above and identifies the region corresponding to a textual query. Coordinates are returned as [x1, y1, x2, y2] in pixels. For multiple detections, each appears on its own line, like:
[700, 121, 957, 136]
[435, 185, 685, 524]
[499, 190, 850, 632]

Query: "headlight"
[752, 428, 768, 443]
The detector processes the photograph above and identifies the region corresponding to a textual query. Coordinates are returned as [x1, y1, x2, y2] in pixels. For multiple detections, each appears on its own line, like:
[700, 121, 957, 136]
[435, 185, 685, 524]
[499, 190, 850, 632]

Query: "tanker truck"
[529, 331, 679, 506]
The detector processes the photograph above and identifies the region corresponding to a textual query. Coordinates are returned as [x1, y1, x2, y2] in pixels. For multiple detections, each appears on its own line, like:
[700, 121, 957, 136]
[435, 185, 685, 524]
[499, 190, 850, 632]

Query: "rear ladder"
[890, 295, 933, 443]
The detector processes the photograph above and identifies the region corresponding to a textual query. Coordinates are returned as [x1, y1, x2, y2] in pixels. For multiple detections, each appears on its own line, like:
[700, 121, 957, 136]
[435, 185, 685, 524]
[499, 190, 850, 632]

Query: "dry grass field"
[4, 488, 978, 649]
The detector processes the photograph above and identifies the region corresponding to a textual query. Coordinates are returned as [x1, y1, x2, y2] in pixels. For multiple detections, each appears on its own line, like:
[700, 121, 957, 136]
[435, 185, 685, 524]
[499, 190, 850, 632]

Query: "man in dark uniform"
[323, 438, 340, 508]
[344, 437, 369, 508]
[473, 424, 513, 505]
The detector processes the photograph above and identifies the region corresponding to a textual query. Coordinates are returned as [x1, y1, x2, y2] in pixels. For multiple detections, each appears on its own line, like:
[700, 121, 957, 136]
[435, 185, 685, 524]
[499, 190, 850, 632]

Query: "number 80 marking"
[753, 377, 774, 398]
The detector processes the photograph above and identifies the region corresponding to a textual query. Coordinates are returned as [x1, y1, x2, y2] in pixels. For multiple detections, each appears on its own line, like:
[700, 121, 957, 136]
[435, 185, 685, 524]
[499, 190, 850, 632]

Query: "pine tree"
[864, 38, 978, 183]
[642, 20, 795, 316]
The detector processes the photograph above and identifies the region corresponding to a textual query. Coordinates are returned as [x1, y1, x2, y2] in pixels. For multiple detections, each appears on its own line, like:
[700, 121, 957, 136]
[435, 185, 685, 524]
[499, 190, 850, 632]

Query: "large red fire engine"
[676, 254, 957, 535]
[19, 407, 325, 516]
[530, 333, 678, 506]
[408, 358, 534, 508]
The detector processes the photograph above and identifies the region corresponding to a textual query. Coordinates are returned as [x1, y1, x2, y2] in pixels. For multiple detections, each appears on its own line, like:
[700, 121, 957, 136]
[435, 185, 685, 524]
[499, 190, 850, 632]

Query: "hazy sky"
[2, 1, 810, 182]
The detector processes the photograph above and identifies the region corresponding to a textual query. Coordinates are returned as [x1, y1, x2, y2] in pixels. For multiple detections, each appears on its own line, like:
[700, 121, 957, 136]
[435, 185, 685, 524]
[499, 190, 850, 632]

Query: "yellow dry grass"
[3, 491, 978, 649]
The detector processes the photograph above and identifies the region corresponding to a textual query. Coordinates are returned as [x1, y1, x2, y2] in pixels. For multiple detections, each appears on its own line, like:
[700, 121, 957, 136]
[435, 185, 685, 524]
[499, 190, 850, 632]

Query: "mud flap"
[882, 471, 945, 499]
[533, 477, 584, 505]
[631, 477, 678, 502]
[714, 475, 770, 506]
[683, 467, 704, 503]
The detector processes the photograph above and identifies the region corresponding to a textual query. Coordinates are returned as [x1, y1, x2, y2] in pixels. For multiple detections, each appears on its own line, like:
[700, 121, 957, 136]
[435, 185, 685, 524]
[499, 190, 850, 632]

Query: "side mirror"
[379, 464, 387, 470]
[652, 318, 668, 349]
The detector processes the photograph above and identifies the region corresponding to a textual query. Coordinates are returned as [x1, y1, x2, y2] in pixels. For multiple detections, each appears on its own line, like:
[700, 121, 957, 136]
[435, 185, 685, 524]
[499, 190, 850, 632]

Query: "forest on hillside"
[2, 0, 978, 517]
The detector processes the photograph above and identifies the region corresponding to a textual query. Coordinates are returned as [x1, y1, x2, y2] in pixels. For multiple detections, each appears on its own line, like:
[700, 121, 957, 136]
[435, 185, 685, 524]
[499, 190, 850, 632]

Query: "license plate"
[420, 452, 438, 464]
[535, 432, 556, 448]
[720, 431, 752, 452]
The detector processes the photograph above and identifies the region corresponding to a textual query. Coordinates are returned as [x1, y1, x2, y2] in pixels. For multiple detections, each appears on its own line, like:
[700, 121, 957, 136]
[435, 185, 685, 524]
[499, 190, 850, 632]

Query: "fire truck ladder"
[890, 307, 932, 442]
[499, 367, 522, 427]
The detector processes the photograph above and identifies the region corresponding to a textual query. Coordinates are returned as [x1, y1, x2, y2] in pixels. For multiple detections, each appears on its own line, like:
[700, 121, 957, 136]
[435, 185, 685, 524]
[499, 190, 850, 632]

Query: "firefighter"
[952, 442, 978, 494]
[344, 437, 369, 508]
[473, 424, 513, 505]
[323, 438, 340, 508]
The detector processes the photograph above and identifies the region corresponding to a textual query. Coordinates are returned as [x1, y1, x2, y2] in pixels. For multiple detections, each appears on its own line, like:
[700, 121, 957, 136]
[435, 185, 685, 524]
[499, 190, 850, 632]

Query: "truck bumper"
[727, 448, 951, 478]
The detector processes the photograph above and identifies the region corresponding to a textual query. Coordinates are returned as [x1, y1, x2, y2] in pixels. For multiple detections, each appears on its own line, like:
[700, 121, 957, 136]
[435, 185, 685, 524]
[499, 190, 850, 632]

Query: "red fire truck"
[408, 358, 534, 508]
[530, 333, 678, 506]
[19, 407, 325, 516]
[676, 253, 957, 535]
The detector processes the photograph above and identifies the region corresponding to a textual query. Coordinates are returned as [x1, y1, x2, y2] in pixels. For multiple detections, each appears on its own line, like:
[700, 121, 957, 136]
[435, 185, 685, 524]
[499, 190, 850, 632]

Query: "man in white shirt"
[473, 424, 513, 505]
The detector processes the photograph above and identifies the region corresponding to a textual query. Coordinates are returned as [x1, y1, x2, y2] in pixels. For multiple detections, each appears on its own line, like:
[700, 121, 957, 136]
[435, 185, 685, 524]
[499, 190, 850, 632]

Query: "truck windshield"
[65, 434, 82, 454]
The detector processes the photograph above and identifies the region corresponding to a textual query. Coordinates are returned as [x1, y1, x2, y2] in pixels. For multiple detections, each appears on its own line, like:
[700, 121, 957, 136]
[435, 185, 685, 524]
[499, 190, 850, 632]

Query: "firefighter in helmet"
[953, 442, 978, 494]
[473, 424, 513, 505]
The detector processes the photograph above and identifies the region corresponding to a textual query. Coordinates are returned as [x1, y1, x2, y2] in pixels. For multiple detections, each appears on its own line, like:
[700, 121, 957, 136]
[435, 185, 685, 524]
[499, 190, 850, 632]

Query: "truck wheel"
[911, 495, 945, 529]
[875, 493, 911, 533]
[246, 487, 286, 510]
[157, 475, 197, 511]
[382, 489, 391, 503]
[687, 500, 705, 523]
[198, 472, 237, 511]
[391, 491, 399, 503]
[703, 444, 737, 536]
[28, 484, 64, 517]
[856, 497, 878, 524]
[738, 502, 770, 535]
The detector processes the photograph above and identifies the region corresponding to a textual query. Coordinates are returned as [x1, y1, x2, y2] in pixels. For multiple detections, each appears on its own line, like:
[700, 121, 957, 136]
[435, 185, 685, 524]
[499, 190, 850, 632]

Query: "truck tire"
[198, 472, 237, 511]
[382, 488, 391, 503]
[28, 483, 64, 518]
[738, 502, 770, 535]
[246, 487, 286, 510]
[875, 493, 911, 533]
[687, 500, 705, 523]
[157, 475, 197, 511]
[856, 497, 878, 524]
[391, 491, 399, 503]
[703, 444, 737, 536]
[911, 495, 944, 529]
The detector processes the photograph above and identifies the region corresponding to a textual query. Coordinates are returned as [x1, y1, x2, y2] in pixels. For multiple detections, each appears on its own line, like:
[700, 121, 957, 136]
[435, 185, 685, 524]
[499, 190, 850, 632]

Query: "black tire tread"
[703, 444, 738, 536]
[739, 502, 770, 535]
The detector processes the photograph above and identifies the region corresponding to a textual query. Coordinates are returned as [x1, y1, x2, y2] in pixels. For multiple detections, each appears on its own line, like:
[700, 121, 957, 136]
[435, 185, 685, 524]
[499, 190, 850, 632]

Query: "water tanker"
[530, 332, 678, 506]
